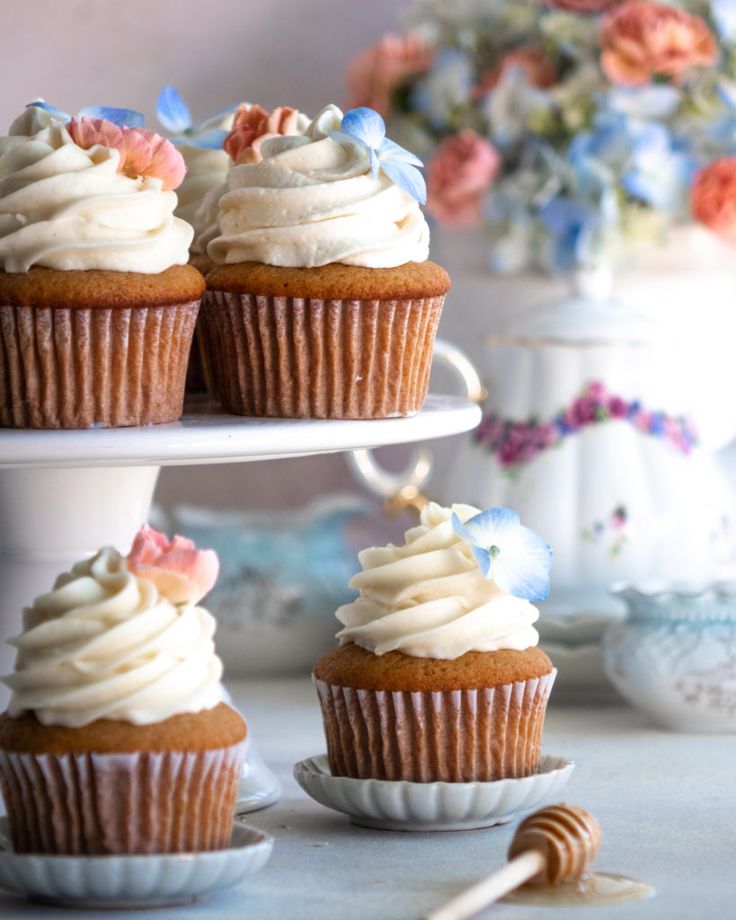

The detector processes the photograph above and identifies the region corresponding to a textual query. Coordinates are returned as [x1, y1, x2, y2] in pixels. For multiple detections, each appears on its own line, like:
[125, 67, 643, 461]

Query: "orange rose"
[601, 0, 718, 86]
[224, 104, 302, 165]
[692, 159, 736, 244]
[427, 131, 501, 228]
[474, 46, 557, 100]
[347, 32, 433, 117]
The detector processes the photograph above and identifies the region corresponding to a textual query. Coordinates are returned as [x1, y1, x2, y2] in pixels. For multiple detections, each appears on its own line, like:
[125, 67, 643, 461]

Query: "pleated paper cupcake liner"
[0, 300, 200, 429]
[0, 740, 246, 855]
[314, 671, 556, 783]
[201, 292, 445, 419]
[185, 313, 216, 396]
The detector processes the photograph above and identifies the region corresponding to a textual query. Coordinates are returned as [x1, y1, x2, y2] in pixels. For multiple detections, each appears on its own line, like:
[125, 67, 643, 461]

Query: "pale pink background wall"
[0, 0, 400, 129]
[2, 0, 433, 513]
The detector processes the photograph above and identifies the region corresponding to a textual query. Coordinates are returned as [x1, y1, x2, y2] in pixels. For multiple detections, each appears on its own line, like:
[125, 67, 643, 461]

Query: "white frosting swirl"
[207, 104, 430, 268]
[174, 110, 235, 228]
[176, 148, 230, 228]
[190, 180, 226, 263]
[0, 107, 192, 273]
[337, 502, 540, 659]
[3, 547, 223, 727]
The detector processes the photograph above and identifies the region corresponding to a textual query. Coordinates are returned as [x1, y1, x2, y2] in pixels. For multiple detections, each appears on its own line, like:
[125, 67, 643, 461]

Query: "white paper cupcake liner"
[201, 292, 444, 419]
[315, 672, 556, 783]
[0, 740, 246, 855]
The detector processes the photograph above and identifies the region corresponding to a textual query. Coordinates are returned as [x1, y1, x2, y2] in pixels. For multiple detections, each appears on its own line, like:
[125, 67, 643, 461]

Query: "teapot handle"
[346, 339, 483, 507]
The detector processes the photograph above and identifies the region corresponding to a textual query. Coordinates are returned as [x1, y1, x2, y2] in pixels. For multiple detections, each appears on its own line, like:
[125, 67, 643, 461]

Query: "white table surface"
[1, 677, 734, 919]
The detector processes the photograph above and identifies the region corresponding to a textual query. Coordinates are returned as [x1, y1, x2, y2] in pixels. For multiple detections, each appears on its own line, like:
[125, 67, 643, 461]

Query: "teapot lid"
[500, 267, 656, 346]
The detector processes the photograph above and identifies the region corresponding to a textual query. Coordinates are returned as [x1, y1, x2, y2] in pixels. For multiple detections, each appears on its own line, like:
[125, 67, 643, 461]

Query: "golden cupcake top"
[205, 259, 449, 299]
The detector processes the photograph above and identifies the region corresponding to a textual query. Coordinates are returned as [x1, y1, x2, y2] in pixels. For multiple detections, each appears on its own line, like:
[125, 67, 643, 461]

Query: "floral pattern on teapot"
[474, 380, 698, 475]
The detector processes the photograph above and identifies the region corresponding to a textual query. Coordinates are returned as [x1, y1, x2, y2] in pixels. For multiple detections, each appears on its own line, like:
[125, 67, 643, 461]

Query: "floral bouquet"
[347, 0, 736, 273]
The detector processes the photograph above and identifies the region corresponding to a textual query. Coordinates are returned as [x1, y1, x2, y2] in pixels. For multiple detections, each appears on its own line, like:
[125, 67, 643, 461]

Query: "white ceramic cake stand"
[0, 394, 481, 811]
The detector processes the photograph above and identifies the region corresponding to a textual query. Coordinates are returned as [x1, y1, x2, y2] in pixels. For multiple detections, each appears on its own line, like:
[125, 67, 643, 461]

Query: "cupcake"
[0, 525, 246, 855]
[157, 95, 309, 393]
[0, 102, 204, 428]
[202, 104, 449, 419]
[313, 503, 554, 783]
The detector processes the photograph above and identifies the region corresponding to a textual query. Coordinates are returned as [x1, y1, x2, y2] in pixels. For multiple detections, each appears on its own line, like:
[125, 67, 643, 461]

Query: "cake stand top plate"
[0, 395, 481, 469]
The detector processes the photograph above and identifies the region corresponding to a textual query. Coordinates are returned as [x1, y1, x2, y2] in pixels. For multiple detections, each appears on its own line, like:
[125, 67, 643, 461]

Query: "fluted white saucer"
[0, 817, 273, 909]
[294, 754, 574, 832]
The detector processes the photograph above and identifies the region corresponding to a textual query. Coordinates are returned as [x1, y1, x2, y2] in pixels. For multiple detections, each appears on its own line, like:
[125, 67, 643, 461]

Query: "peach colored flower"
[547, 0, 619, 11]
[347, 32, 434, 117]
[691, 158, 736, 244]
[127, 524, 219, 605]
[474, 46, 557, 100]
[224, 104, 302, 165]
[427, 131, 501, 228]
[68, 118, 186, 190]
[601, 0, 718, 86]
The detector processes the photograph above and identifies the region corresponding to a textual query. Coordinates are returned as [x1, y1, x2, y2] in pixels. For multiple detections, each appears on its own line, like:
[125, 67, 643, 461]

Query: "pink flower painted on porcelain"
[474, 46, 556, 100]
[347, 32, 434, 117]
[68, 118, 186, 190]
[223, 104, 302, 165]
[427, 130, 501, 228]
[475, 381, 697, 473]
[608, 395, 628, 418]
[691, 158, 736, 245]
[127, 525, 219, 606]
[601, 0, 718, 86]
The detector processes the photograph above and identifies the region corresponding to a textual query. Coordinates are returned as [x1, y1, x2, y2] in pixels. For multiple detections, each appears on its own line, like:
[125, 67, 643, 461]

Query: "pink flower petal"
[68, 117, 186, 190]
[128, 524, 219, 606]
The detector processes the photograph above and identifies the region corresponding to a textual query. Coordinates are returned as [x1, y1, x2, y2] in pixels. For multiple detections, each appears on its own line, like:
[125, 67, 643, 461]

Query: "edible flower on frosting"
[451, 507, 552, 602]
[156, 85, 234, 150]
[329, 106, 427, 203]
[27, 99, 144, 127]
[127, 524, 219, 605]
[223, 104, 304, 165]
[67, 118, 186, 191]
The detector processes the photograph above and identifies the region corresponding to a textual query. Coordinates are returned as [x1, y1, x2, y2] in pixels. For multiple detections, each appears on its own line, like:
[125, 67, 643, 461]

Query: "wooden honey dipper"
[425, 804, 601, 920]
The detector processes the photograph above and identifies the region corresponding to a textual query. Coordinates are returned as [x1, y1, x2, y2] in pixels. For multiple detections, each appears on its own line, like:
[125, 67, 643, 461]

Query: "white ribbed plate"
[293, 754, 574, 832]
[0, 817, 272, 908]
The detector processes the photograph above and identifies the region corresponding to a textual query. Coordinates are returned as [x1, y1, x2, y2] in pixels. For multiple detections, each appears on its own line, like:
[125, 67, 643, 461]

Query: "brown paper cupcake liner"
[315, 671, 556, 783]
[0, 740, 245, 855]
[185, 313, 216, 396]
[0, 300, 200, 428]
[201, 292, 445, 419]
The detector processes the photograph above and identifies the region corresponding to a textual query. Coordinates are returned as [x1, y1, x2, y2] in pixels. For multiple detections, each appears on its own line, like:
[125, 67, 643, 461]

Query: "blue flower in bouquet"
[410, 49, 473, 130]
[569, 111, 632, 183]
[570, 111, 693, 212]
[713, 0, 736, 43]
[156, 86, 235, 149]
[451, 507, 552, 601]
[540, 196, 602, 271]
[485, 66, 552, 150]
[330, 107, 426, 202]
[622, 123, 695, 211]
[27, 100, 144, 127]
